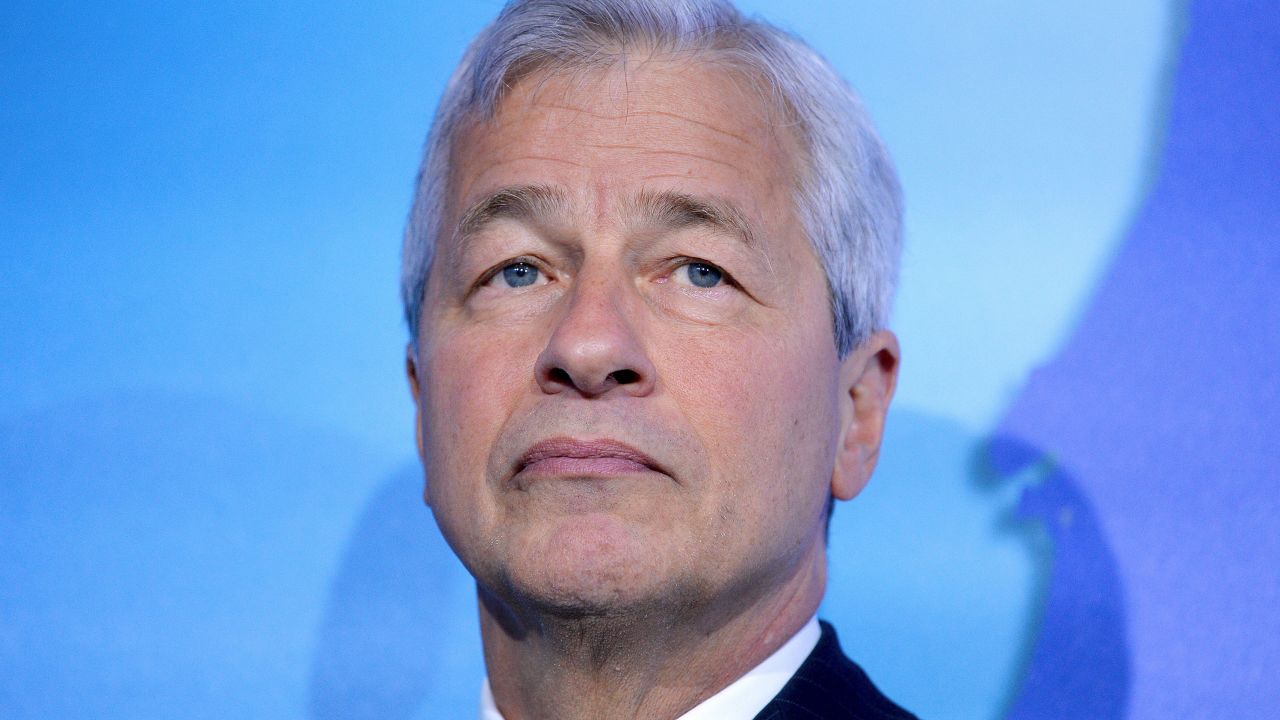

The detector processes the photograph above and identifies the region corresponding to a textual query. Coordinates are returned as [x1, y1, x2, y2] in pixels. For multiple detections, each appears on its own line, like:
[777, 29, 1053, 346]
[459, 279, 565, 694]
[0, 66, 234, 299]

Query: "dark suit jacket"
[752, 621, 918, 720]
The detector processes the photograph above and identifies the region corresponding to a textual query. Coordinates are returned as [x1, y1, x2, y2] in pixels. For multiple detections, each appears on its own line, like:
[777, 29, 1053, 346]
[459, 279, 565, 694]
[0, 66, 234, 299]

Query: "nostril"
[609, 369, 640, 385]
[548, 367, 574, 386]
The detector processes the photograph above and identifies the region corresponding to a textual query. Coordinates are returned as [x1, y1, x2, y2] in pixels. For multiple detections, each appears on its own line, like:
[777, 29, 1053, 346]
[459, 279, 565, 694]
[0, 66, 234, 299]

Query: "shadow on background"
[307, 464, 482, 720]
[826, 408, 1130, 719]
[993, 1, 1280, 716]
[988, 437, 1129, 720]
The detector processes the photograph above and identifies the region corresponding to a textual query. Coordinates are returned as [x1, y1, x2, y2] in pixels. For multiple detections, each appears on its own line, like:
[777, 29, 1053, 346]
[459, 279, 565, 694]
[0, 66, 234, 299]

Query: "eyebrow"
[454, 185, 759, 250]
[455, 184, 569, 241]
[627, 189, 760, 250]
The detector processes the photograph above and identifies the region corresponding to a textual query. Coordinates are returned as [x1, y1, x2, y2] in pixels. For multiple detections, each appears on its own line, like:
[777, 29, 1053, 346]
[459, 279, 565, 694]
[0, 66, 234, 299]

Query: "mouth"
[516, 437, 668, 480]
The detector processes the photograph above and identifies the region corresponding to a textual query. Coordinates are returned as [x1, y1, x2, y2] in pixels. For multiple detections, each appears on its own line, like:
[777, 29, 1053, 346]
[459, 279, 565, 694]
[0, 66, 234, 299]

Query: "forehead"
[444, 56, 804, 229]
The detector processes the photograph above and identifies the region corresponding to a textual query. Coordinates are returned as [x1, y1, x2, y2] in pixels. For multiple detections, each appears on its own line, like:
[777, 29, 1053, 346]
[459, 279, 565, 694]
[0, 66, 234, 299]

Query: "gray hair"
[401, 0, 902, 356]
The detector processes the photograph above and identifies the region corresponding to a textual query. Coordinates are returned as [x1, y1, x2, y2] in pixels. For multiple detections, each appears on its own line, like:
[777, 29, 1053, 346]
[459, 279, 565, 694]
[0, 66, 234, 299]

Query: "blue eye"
[499, 262, 541, 288]
[679, 262, 724, 288]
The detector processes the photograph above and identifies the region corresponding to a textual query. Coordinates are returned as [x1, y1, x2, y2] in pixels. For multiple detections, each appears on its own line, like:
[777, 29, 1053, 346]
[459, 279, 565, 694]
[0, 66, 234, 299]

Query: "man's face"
[412, 57, 853, 615]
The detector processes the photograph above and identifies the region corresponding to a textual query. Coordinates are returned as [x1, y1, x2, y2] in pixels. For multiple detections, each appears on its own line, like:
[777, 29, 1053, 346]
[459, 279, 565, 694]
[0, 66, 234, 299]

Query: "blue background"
[3, 1, 1276, 718]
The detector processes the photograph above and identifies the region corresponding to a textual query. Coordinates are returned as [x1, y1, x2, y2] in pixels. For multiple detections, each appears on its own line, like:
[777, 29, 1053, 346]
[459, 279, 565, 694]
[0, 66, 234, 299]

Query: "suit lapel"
[751, 621, 917, 720]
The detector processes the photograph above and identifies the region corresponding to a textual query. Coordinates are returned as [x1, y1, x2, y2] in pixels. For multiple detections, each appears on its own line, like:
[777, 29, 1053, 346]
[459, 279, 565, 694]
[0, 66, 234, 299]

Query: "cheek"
[664, 321, 840, 506]
[419, 323, 539, 496]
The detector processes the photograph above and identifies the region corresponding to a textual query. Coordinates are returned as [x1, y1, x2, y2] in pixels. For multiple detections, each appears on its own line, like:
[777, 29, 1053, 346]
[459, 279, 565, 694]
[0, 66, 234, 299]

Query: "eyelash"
[666, 257, 738, 289]
[475, 255, 549, 290]
[472, 256, 739, 291]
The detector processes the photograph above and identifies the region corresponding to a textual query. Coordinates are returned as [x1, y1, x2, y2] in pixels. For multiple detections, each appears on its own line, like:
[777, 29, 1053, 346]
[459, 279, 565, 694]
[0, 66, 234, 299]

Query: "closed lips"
[517, 438, 666, 477]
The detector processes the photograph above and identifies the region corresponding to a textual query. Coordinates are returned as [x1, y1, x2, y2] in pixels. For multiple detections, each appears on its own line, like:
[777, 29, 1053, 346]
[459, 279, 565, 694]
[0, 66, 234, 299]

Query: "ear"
[831, 330, 900, 501]
[405, 344, 431, 506]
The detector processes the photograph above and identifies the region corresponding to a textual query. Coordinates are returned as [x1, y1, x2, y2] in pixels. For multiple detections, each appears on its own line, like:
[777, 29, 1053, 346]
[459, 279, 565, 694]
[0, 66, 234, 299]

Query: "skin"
[407, 53, 899, 720]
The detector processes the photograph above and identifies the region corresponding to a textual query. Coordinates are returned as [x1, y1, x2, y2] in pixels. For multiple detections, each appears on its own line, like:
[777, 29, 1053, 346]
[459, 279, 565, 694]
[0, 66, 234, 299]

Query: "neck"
[478, 540, 827, 720]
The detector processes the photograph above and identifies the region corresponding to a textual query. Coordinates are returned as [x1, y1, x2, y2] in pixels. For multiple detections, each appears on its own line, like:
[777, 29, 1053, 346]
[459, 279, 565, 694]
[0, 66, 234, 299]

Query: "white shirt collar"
[479, 615, 820, 720]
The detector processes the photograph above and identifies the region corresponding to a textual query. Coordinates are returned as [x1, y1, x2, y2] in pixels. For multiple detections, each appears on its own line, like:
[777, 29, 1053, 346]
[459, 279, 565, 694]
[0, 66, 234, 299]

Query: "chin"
[501, 512, 694, 617]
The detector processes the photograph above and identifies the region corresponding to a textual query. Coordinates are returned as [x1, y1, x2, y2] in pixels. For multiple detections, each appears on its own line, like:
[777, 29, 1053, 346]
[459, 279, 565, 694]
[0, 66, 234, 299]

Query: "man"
[402, 1, 913, 717]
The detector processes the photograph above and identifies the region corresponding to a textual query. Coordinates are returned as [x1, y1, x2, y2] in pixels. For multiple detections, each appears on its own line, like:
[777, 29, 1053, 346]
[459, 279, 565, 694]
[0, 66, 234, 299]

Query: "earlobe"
[831, 330, 900, 502]
[406, 345, 431, 506]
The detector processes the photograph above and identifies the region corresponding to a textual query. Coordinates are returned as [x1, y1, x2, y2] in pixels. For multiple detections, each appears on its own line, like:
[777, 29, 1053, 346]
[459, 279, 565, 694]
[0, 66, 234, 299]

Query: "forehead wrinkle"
[467, 155, 585, 178]
[516, 100, 754, 149]
[630, 109, 753, 146]
[521, 100, 627, 122]
[583, 143, 747, 174]
[518, 65, 771, 154]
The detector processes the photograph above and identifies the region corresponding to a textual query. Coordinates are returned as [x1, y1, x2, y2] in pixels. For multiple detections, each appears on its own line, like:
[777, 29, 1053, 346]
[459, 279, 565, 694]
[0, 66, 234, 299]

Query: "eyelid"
[474, 255, 552, 292]
[667, 256, 740, 289]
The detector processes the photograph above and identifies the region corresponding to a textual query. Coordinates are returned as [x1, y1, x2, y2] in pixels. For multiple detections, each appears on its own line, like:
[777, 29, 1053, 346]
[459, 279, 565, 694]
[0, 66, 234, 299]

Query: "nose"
[535, 273, 656, 398]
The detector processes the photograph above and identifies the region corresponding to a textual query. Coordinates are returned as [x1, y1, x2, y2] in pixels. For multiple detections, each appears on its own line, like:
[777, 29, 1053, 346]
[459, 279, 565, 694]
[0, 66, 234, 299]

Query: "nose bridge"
[563, 262, 633, 335]
[536, 260, 654, 397]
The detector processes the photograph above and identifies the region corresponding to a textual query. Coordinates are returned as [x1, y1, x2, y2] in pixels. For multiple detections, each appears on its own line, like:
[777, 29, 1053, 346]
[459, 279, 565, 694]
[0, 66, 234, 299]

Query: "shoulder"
[752, 621, 918, 720]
